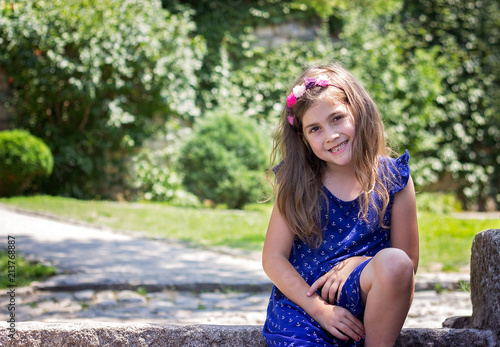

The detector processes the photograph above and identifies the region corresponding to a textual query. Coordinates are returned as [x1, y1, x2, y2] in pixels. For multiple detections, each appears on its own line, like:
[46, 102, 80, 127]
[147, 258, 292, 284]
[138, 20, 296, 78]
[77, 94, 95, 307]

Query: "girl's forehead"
[306, 99, 346, 115]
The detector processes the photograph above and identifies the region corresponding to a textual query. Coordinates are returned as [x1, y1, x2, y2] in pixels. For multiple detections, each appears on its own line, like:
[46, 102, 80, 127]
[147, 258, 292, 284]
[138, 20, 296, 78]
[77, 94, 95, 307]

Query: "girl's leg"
[359, 248, 415, 347]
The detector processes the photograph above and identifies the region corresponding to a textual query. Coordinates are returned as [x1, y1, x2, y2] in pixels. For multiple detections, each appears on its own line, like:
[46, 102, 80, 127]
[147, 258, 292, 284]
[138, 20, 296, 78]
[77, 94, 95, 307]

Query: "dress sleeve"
[273, 160, 284, 175]
[390, 150, 410, 195]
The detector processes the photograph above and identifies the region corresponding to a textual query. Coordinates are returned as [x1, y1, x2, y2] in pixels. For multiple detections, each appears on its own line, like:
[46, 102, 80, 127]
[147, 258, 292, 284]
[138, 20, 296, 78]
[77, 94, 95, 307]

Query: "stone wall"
[253, 22, 319, 47]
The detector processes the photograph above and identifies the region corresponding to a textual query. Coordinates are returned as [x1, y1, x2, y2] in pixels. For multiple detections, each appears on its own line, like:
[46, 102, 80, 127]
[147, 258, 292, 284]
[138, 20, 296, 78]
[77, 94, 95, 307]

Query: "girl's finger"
[325, 326, 350, 342]
[338, 323, 363, 341]
[307, 276, 327, 296]
[321, 277, 336, 302]
[332, 307, 365, 339]
[336, 280, 346, 303]
[337, 321, 364, 342]
[344, 314, 365, 339]
[321, 281, 329, 301]
[349, 315, 365, 334]
[327, 282, 340, 304]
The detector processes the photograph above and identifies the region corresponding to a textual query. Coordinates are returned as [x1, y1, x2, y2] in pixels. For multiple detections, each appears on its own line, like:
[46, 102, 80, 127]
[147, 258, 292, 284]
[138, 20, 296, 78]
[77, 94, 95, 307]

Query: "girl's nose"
[326, 131, 340, 142]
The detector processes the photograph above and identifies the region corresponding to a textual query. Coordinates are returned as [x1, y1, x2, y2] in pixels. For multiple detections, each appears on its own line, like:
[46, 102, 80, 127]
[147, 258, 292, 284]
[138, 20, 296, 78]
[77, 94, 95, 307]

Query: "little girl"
[262, 62, 419, 347]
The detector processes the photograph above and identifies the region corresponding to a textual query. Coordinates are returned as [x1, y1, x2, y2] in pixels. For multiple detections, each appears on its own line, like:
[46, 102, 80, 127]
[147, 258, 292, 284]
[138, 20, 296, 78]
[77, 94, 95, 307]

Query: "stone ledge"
[33, 279, 274, 294]
[0, 322, 497, 347]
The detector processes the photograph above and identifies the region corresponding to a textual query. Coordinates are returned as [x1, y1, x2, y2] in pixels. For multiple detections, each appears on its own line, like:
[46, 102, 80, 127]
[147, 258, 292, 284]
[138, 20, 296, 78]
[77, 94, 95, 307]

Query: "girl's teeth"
[331, 141, 347, 153]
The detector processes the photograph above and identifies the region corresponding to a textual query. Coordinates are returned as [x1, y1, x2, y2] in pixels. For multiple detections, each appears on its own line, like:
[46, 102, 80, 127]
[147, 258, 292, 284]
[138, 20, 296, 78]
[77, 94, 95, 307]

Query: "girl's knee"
[372, 248, 414, 288]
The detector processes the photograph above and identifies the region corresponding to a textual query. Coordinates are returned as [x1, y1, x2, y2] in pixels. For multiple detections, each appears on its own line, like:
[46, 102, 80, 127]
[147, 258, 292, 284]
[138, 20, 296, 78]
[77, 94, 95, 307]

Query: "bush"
[0, 0, 205, 198]
[0, 130, 53, 196]
[178, 110, 268, 209]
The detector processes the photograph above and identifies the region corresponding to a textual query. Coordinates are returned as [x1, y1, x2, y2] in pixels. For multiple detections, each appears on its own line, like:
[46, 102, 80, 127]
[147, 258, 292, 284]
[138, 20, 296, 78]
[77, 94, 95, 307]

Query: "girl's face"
[301, 99, 355, 169]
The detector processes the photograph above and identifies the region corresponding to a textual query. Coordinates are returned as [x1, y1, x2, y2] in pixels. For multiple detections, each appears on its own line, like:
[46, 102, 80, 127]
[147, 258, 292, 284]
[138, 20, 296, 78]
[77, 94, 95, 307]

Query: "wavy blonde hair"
[268, 62, 395, 247]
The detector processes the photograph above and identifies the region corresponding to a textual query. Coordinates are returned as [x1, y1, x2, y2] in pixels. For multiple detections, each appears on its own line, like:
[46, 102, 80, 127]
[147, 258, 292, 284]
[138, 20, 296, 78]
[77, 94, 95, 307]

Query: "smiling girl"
[262, 62, 419, 346]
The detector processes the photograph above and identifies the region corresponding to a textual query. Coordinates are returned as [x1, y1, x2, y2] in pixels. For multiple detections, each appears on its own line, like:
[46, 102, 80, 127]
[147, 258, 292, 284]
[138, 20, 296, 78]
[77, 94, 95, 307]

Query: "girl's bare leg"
[359, 248, 415, 347]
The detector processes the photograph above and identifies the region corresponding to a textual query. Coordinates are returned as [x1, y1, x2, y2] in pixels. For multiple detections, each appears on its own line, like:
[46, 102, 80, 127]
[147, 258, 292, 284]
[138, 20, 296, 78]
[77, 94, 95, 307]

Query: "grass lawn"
[417, 212, 498, 271]
[0, 250, 57, 289]
[1, 195, 498, 272]
[0, 195, 270, 251]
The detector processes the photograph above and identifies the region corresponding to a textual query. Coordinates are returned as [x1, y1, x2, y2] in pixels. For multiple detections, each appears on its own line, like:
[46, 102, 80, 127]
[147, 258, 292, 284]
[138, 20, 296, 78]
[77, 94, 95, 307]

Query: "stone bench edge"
[0, 322, 497, 347]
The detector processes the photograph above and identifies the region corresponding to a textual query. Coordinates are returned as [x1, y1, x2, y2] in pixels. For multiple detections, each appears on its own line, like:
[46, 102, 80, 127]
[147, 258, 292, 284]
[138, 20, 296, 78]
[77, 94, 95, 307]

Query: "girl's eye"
[310, 126, 320, 133]
[331, 115, 344, 123]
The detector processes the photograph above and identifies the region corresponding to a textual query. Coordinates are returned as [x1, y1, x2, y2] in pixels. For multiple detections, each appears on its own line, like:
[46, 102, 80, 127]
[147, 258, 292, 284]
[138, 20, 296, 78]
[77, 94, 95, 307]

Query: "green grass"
[1, 195, 498, 272]
[0, 195, 271, 251]
[417, 211, 498, 272]
[0, 250, 57, 289]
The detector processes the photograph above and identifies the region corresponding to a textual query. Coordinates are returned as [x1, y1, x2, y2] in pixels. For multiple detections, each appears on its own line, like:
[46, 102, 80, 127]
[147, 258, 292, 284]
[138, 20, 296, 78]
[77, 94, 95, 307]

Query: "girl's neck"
[322, 165, 362, 202]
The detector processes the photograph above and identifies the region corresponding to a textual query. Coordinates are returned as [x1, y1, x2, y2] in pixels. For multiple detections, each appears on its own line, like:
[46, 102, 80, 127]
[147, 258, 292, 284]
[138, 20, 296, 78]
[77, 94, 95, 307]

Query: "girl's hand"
[315, 302, 365, 342]
[307, 256, 371, 304]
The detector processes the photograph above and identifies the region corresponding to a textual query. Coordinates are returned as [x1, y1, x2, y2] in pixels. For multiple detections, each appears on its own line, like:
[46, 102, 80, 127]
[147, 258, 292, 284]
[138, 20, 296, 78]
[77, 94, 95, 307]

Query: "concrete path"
[0, 206, 270, 292]
[0, 205, 473, 328]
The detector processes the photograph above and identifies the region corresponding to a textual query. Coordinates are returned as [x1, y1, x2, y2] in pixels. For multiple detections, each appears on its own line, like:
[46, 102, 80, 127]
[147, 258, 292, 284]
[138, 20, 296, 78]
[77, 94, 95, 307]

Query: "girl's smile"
[329, 140, 348, 153]
[302, 100, 355, 168]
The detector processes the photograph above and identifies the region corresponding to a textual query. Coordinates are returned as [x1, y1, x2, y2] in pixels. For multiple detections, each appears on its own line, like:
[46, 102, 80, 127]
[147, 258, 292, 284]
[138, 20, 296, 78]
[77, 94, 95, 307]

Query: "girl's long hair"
[267, 62, 394, 247]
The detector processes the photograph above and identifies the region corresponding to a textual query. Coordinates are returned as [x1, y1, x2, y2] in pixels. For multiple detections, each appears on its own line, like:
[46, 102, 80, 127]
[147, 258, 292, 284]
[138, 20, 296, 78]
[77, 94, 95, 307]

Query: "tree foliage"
[398, 0, 500, 209]
[0, 0, 205, 198]
[1, 0, 497, 209]
[168, 0, 499, 209]
[163, 0, 320, 115]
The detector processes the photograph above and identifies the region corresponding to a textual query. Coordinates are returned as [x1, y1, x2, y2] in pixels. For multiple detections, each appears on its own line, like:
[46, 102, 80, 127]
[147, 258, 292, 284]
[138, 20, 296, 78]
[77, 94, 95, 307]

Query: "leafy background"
[0, 0, 498, 210]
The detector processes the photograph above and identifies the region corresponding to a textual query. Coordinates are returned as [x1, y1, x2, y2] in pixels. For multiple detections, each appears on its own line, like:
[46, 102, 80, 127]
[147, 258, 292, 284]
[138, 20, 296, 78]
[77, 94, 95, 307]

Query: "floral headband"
[285, 75, 344, 126]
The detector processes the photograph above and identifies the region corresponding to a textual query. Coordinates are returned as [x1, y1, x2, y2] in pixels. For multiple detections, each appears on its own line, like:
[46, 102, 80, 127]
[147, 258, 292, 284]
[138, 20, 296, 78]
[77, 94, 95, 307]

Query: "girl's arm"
[262, 202, 365, 342]
[390, 175, 419, 273]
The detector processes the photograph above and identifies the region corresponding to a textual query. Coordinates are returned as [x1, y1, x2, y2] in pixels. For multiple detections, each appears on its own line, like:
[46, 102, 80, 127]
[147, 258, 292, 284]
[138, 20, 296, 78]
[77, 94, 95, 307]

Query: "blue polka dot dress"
[263, 151, 411, 346]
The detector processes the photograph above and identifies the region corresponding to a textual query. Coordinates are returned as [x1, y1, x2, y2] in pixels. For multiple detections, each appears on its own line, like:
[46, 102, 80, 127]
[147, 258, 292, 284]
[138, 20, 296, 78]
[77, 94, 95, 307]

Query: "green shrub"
[0, 130, 53, 197]
[178, 110, 268, 209]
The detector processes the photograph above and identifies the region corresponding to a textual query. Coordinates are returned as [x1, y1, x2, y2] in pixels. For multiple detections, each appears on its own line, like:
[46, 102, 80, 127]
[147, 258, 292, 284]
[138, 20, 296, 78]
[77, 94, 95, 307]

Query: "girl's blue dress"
[263, 151, 411, 346]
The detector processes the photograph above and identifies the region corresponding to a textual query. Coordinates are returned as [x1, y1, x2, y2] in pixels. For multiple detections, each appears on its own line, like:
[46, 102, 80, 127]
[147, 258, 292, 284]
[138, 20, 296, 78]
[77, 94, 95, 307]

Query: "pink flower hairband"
[285, 75, 344, 126]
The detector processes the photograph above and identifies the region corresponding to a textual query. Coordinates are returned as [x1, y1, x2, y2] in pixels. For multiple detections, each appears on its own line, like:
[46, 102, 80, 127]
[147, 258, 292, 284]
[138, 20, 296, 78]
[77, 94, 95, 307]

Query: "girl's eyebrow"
[327, 110, 345, 119]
